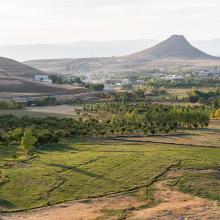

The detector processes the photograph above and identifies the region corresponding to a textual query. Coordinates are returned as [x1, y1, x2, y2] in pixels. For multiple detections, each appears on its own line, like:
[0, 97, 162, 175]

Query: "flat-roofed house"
[34, 75, 52, 83]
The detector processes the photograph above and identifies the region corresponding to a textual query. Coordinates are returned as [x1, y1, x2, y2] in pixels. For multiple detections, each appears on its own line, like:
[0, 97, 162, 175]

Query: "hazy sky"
[0, 0, 220, 45]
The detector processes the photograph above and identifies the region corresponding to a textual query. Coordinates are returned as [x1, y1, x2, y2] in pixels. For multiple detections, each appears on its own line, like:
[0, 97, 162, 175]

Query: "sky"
[0, 0, 220, 45]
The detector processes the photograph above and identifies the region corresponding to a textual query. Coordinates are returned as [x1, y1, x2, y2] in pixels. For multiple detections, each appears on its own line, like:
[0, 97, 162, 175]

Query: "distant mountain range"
[24, 35, 220, 75]
[0, 40, 157, 61]
[192, 39, 220, 57]
[0, 38, 220, 61]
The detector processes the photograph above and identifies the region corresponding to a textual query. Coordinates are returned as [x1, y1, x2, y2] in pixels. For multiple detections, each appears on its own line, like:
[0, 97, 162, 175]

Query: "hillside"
[0, 56, 90, 98]
[0, 76, 88, 99]
[127, 35, 219, 60]
[0, 56, 45, 78]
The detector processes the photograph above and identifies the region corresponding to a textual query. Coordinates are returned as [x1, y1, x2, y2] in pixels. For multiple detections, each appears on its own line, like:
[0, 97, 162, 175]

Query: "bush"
[86, 83, 105, 91]
[189, 95, 199, 103]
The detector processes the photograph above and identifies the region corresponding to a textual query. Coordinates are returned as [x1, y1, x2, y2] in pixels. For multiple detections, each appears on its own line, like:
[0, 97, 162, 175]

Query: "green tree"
[8, 141, 18, 161]
[212, 99, 220, 109]
[20, 128, 37, 157]
[90, 83, 105, 91]
[7, 128, 23, 143]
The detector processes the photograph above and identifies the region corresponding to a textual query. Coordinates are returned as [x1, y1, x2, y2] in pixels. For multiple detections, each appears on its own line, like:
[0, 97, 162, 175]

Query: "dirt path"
[1, 194, 147, 220]
[127, 180, 220, 220]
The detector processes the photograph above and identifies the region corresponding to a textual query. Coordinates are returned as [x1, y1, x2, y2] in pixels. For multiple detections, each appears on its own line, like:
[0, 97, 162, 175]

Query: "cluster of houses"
[33, 67, 220, 88]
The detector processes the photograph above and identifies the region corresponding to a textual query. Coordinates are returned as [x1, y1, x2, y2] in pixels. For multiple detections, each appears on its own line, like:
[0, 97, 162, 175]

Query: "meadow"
[0, 137, 219, 213]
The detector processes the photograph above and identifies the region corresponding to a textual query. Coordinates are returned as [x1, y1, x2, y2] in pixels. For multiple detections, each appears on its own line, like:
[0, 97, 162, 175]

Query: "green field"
[0, 138, 219, 212]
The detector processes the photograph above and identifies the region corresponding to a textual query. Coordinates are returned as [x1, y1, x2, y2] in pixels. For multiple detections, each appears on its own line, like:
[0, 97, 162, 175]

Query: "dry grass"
[127, 178, 220, 220]
[2, 193, 147, 220]
[114, 120, 220, 148]
[25, 105, 81, 117]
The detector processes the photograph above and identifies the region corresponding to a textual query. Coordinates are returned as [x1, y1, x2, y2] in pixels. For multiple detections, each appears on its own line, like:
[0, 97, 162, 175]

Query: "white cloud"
[0, 0, 219, 44]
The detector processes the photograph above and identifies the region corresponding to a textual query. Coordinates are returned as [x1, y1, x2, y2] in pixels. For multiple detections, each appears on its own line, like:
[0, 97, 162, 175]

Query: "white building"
[122, 78, 131, 85]
[216, 68, 220, 75]
[162, 75, 183, 80]
[198, 71, 209, 77]
[34, 75, 52, 84]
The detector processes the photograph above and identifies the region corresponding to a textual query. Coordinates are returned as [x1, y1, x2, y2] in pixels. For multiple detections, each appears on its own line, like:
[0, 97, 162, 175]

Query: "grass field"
[0, 137, 219, 213]
[0, 109, 70, 118]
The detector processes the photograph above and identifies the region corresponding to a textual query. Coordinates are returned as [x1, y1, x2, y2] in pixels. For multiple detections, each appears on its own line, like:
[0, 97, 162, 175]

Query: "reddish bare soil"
[3, 177, 220, 220]
[2, 194, 146, 220]
[127, 180, 220, 220]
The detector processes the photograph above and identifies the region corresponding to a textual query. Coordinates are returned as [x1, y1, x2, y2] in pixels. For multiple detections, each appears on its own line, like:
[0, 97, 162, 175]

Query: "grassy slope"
[175, 172, 220, 202]
[0, 139, 219, 212]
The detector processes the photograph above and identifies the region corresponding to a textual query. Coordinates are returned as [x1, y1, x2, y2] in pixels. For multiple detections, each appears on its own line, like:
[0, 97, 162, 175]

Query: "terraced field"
[0, 137, 219, 216]
[0, 77, 87, 99]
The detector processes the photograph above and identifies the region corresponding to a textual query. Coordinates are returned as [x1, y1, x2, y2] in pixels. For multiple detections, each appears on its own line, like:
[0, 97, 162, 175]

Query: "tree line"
[0, 102, 210, 158]
[83, 102, 210, 131]
[187, 88, 220, 108]
[145, 78, 220, 89]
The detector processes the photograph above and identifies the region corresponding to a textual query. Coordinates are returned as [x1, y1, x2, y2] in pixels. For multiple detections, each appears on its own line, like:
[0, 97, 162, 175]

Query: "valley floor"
[0, 120, 220, 220]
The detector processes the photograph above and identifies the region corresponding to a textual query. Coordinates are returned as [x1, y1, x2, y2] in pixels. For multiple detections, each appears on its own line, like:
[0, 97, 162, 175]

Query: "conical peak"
[169, 35, 185, 39]
[127, 34, 219, 60]
[166, 35, 188, 43]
